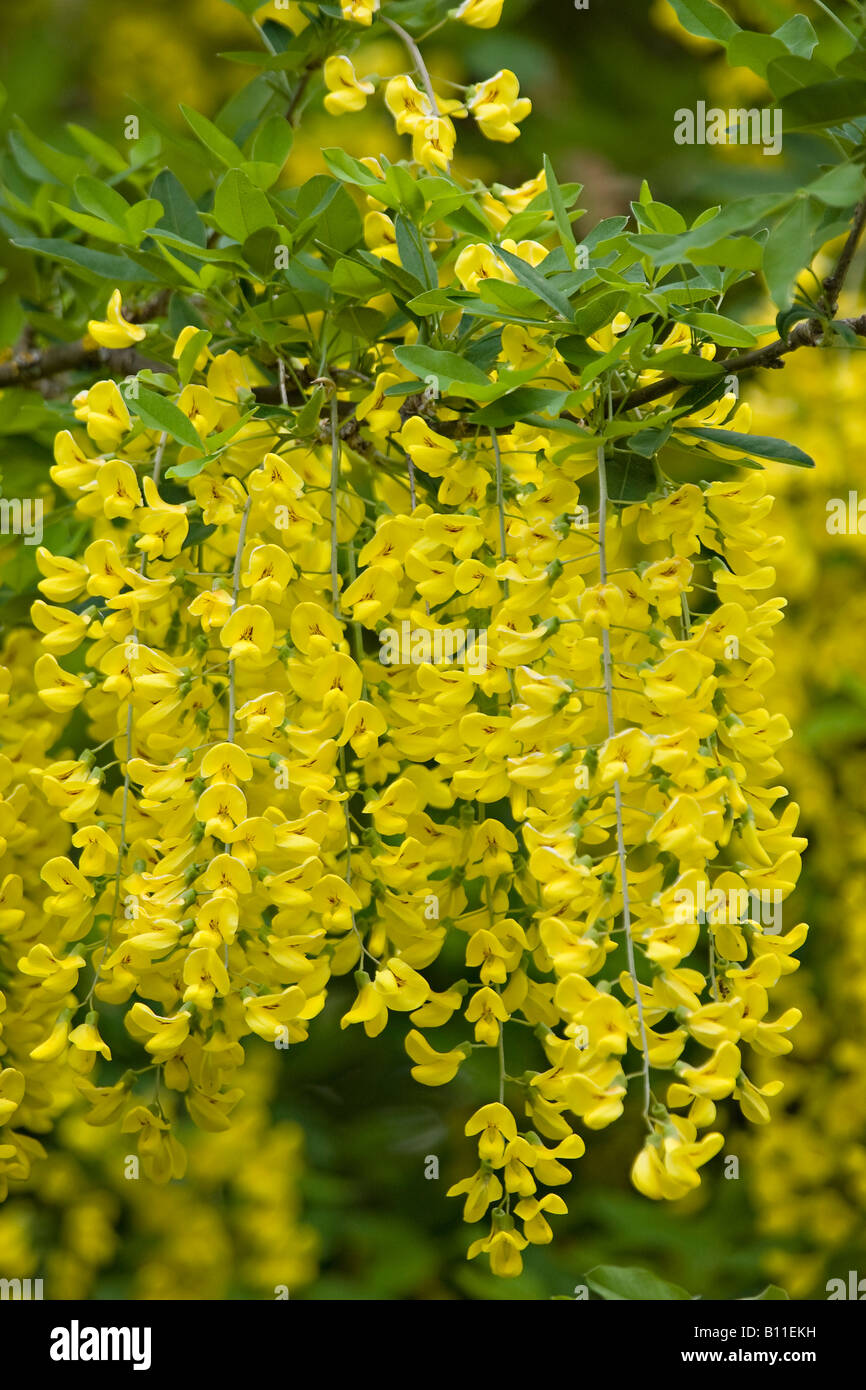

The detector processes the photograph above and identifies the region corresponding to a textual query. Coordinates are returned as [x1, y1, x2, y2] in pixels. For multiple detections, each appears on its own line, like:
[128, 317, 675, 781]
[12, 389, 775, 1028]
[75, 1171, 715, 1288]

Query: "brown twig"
[818, 194, 866, 318]
[619, 314, 866, 411]
[619, 193, 866, 413]
[0, 342, 162, 389]
[0, 288, 170, 389]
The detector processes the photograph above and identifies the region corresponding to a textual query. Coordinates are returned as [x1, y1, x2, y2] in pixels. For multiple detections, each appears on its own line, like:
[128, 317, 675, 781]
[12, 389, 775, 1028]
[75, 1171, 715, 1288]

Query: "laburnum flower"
[631, 1125, 725, 1200]
[454, 0, 505, 27]
[384, 76, 433, 135]
[465, 1102, 517, 1163]
[405, 1030, 469, 1085]
[72, 380, 130, 450]
[413, 115, 457, 171]
[3, 0, 811, 1285]
[514, 1193, 568, 1244]
[126, 1003, 192, 1056]
[341, 0, 379, 23]
[220, 604, 275, 664]
[68, 1015, 112, 1073]
[0, 1068, 25, 1125]
[86, 289, 146, 350]
[454, 243, 515, 292]
[173, 323, 211, 372]
[468, 70, 531, 142]
[324, 56, 375, 115]
[255, 0, 310, 32]
[467, 1224, 528, 1277]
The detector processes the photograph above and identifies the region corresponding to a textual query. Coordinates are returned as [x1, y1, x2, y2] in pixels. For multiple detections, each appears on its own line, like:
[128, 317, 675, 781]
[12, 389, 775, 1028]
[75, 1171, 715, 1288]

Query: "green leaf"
[667, 0, 739, 44]
[807, 163, 865, 209]
[394, 345, 491, 391]
[177, 329, 212, 386]
[384, 163, 426, 220]
[295, 176, 363, 253]
[742, 1285, 790, 1301]
[395, 215, 436, 290]
[775, 304, 814, 338]
[585, 1265, 692, 1301]
[66, 123, 128, 173]
[180, 104, 244, 167]
[766, 54, 835, 99]
[50, 205, 133, 245]
[682, 426, 815, 466]
[773, 14, 818, 59]
[293, 385, 326, 436]
[73, 175, 129, 227]
[763, 198, 811, 308]
[727, 32, 788, 79]
[682, 312, 759, 347]
[213, 169, 277, 242]
[332, 257, 386, 296]
[251, 115, 294, 170]
[691, 235, 765, 271]
[543, 154, 579, 269]
[468, 386, 572, 427]
[11, 117, 86, 185]
[783, 79, 866, 132]
[630, 424, 672, 457]
[151, 169, 206, 247]
[125, 199, 164, 242]
[127, 385, 205, 453]
[322, 147, 384, 192]
[164, 454, 214, 480]
[493, 244, 574, 320]
[660, 352, 724, 381]
[837, 49, 866, 81]
[405, 289, 462, 315]
[9, 236, 155, 282]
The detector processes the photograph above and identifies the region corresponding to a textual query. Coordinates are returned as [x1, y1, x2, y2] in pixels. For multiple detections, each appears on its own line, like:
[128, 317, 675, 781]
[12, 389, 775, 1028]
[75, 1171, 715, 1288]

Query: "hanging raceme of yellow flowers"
[0, 0, 809, 1280]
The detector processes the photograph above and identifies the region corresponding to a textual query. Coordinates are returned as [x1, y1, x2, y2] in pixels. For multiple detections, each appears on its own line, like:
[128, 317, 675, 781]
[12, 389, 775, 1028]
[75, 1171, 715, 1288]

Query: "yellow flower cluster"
[0, 1050, 316, 1298]
[0, 272, 805, 1276]
[0, 0, 813, 1284]
[740, 344, 866, 1296]
[315, 0, 530, 169]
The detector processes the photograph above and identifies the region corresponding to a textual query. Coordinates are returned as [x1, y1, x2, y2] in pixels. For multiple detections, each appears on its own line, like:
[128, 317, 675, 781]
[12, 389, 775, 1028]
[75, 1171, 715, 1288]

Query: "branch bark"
[619, 194, 866, 412]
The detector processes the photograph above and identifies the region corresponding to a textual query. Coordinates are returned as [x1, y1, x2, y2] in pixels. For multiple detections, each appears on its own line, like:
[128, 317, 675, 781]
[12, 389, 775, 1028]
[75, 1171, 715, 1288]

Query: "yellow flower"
[468, 70, 531, 142]
[412, 115, 457, 171]
[220, 604, 276, 664]
[454, 0, 505, 28]
[87, 290, 146, 350]
[324, 56, 375, 115]
[514, 1193, 567, 1243]
[127, 1004, 192, 1056]
[173, 324, 211, 371]
[454, 243, 514, 292]
[467, 1225, 527, 1277]
[404, 1030, 468, 1085]
[72, 380, 130, 449]
[341, 0, 379, 23]
[0, 1069, 25, 1125]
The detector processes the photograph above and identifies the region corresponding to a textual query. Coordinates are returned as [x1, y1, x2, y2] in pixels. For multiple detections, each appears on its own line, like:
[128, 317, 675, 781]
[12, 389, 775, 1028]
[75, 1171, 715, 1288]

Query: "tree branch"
[619, 313, 866, 411]
[818, 194, 866, 318]
[0, 289, 170, 389]
[619, 193, 866, 413]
